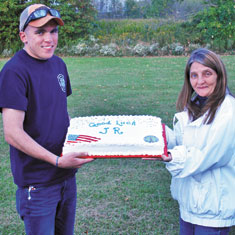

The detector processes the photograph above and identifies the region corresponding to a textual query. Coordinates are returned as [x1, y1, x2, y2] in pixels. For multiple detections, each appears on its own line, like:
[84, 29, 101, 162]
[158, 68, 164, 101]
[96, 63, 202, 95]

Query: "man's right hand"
[56, 152, 94, 168]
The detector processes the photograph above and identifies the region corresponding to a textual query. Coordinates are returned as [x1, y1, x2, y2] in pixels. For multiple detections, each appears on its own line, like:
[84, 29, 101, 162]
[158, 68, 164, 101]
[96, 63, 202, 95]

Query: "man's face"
[20, 20, 58, 60]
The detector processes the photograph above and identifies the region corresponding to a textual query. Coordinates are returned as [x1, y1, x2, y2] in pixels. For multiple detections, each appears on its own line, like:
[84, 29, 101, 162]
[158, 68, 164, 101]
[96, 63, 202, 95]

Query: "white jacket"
[166, 94, 235, 227]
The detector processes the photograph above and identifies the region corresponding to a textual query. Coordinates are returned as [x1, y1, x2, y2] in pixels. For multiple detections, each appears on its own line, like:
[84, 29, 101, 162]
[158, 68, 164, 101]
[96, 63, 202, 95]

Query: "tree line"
[0, 0, 234, 56]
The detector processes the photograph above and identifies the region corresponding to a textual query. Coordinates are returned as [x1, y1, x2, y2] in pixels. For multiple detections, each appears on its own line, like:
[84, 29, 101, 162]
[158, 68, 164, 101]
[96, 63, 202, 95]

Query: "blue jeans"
[16, 175, 77, 235]
[180, 218, 230, 235]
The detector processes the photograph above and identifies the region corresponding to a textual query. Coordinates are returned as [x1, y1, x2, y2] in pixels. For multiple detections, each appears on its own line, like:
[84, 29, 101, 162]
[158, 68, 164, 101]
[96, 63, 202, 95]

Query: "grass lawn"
[0, 56, 234, 234]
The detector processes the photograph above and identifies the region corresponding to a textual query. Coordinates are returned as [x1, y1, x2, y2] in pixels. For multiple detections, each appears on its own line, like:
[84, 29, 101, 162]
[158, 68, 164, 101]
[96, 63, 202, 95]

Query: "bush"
[55, 36, 202, 57]
[190, 0, 235, 52]
[1, 49, 13, 58]
[185, 43, 202, 54]
[0, 0, 96, 55]
[149, 43, 159, 56]
[92, 19, 186, 47]
[169, 43, 184, 55]
[91, 18, 209, 51]
[100, 43, 120, 57]
[74, 43, 89, 56]
[132, 43, 149, 56]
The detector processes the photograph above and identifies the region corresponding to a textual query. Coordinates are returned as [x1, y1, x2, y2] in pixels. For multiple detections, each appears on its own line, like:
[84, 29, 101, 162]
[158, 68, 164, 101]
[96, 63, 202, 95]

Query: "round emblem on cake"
[144, 135, 159, 143]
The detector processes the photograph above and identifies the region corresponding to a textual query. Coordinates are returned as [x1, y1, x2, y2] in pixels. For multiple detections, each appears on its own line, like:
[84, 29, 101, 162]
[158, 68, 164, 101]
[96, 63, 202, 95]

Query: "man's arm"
[2, 108, 93, 168]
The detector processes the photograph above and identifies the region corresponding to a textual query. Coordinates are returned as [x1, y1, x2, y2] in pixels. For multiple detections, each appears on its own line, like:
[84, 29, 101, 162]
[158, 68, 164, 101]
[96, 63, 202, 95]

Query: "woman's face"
[190, 62, 218, 97]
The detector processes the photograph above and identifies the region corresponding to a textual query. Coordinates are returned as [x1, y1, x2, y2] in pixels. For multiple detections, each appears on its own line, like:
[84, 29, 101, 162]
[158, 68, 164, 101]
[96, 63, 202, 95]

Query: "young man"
[0, 4, 93, 234]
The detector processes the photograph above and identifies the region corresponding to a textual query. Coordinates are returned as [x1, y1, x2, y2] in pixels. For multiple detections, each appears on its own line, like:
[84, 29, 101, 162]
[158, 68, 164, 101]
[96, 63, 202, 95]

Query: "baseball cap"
[19, 4, 64, 31]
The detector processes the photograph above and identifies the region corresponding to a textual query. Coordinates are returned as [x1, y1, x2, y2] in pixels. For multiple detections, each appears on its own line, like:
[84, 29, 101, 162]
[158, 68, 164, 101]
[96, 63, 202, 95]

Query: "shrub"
[92, 19, 184, 47]
[186, 43, 201, 54]
[191, 0, 235, 52]
[159, 46, 168, 56]
[1, 49, 13, 57]
[169, 43, 184, 55]
[0, 0, 96, 55]
[55, 34, 208, 57]
[149, 43, 159, 56]
[89, 43, 101, 56]
[99, 43, 120, 57]
[74, 43, 89, 56]
[132, 43, 149, 56]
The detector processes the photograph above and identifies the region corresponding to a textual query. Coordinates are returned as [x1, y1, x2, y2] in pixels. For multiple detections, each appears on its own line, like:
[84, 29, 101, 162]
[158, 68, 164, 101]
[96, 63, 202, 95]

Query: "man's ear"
[19, 31, 27, 44]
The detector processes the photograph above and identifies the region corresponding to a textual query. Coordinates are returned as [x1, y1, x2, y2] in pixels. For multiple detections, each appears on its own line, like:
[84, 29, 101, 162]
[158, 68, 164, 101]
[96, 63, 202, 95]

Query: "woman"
[163, 48, 235, 234]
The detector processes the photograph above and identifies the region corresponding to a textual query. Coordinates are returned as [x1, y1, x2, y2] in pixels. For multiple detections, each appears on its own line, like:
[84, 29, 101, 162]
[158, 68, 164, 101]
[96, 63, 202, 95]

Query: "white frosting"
[62, 115, 165, 156]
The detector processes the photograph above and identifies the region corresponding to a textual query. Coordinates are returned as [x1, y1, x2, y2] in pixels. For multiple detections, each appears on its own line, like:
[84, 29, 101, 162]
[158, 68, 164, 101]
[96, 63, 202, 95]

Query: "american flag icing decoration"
[67, 134, 101, 143]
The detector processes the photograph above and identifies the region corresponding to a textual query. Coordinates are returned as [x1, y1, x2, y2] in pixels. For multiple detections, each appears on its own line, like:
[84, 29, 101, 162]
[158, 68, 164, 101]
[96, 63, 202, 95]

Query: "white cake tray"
[62, 124, 168, 159]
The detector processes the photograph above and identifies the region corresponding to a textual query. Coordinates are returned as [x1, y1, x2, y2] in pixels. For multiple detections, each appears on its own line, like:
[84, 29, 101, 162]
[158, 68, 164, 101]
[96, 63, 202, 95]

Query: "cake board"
[67, 123, 168, 159]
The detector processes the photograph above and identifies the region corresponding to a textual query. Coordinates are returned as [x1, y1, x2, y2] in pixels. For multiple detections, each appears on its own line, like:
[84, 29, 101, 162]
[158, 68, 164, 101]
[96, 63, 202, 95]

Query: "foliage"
[0, 0, 96, 54]
[172, 0, 205, 20]
[54, 0, 96, 47]
[123, 0, 186, 19]
[0, 0, 26, 54]
[144, 0, 176, 18]
[99, 43, 120, 56]
[132, 43, 149, 56]
[0, 0, 234, 57]
[87, 0, 235, 56]
[124, 0, 142, 18]
[91, 18, 188, 47]
[93, 0, 197, 20]
[56, 34, 204, 57]
[88, 0, 234, 54]
[190, 0, 235, 51]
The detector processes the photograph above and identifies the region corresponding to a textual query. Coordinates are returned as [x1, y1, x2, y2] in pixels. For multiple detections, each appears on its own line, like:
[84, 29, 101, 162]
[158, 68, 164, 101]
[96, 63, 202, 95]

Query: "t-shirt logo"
[57, 74, 66, 92]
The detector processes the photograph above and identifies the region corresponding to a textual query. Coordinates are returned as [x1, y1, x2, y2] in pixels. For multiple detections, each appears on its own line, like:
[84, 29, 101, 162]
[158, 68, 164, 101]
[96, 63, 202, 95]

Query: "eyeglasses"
[23, 7, 61, 31]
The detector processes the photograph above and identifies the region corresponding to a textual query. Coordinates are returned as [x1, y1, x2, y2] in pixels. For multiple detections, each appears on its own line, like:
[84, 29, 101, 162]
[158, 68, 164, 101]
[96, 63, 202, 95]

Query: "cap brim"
[29, 15, 64, 28]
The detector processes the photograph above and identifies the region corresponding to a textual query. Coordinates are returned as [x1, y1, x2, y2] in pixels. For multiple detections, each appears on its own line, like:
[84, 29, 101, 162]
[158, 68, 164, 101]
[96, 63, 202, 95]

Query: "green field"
[0, 56, 234, 234]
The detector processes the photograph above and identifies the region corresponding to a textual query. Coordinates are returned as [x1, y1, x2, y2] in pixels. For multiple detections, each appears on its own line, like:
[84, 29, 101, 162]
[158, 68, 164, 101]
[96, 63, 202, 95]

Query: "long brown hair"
[176, 48, 228, 124]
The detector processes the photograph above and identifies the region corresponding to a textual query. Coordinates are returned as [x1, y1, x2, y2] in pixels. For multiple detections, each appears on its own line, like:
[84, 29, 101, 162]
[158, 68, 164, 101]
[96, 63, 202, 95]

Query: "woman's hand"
[161, 152, 172, 162]
[142, 152, 172, 162]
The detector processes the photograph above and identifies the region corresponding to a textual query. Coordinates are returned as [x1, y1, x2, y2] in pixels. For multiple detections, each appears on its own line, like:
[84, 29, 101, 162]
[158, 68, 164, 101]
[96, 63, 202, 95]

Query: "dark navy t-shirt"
[0, 49, 77, 187]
